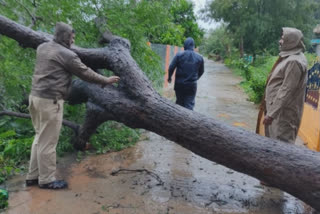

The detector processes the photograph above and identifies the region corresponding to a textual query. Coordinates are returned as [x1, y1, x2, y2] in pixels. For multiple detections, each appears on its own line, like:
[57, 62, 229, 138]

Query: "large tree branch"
[1, 15, 320, 211]
[0, 110, 79, 132]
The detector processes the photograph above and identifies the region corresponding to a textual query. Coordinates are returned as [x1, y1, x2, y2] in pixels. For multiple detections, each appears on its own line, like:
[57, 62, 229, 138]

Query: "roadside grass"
[225, 53, 317, 104]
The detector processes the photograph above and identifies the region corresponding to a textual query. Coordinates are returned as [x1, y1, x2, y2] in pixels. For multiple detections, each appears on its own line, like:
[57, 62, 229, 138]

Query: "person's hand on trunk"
[263, 116, 273, 125]
[107, 76, 120, 84]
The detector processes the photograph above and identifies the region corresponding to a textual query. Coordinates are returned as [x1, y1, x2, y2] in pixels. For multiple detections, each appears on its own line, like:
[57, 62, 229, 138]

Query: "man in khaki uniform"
[263, 27, 308, 143]
[26, 22, 120, 189]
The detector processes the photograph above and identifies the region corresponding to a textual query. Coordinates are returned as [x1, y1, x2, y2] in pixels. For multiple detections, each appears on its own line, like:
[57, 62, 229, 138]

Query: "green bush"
[0, 188, 8, 210]
[226, 55, 278, 103]
[0, 119, 34, 183]
[200, 25, 233, 59]
[91, 121, 140, 154]
[227, 53, 318, 104]
[225, 57, 253, 81]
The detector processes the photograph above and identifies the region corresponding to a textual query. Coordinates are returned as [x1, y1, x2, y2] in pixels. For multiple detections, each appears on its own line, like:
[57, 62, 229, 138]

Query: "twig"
[0, 110, 79, 132]
[111, 168, 164, 186]
[14, 0, 37, 27]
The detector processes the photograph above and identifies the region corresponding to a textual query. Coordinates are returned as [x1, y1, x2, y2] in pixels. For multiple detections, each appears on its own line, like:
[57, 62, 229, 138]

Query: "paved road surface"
[3, 58, 316, 214]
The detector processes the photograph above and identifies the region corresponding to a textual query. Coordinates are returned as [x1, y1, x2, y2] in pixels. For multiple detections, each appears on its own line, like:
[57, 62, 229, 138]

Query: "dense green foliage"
[0, 117, 33, 183]
[200, 25, 234, 59]
[0, 0, 204, 192]
[0, 188, 8, 209]
[225, 56, 277, 103]
[201, 0, 320, 104]
[203, 0, 319, 55]
[170, 0, 204, 46]
[225, 53, 317, 104]
[90, 121, 140, 154]
[0, 37, 35, 110]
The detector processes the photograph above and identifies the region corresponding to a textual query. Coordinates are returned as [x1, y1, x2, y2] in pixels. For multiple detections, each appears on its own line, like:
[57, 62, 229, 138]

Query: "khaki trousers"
[26, 95, 64, 185]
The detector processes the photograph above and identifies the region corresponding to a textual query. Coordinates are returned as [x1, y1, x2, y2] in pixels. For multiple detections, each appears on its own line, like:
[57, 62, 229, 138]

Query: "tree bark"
[1, 15, 320, 211]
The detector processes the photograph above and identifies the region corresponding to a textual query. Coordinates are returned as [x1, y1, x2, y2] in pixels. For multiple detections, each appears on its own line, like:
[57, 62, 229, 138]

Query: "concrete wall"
[148, 43, 200, 88]
[148, 43, 183, 88]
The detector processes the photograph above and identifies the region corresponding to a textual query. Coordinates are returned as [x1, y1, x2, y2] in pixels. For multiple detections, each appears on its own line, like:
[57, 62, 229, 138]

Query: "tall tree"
[170, 0, 205, 46]
[0, 0, 204, 111]
[200, 25, 233, 58]
[203, 0, 317, 55]
[1, 16, 320, 211]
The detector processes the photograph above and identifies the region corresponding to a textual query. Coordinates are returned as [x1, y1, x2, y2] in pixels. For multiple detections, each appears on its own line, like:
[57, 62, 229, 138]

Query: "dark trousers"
[174, 83, 197, 110]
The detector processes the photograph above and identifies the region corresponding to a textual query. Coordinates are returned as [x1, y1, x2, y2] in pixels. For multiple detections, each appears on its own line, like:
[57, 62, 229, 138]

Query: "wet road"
[3, 59, 317, 214]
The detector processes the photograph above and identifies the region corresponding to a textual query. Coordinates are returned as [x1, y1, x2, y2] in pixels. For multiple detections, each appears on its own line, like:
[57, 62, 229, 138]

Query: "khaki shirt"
[31, 41, 109, 100]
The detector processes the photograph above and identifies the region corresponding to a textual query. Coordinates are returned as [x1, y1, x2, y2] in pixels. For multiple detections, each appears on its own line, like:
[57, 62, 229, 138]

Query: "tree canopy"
[203, 0, 319, 55]
[0, 0, 204, 109]
[2, 17, 320, 211]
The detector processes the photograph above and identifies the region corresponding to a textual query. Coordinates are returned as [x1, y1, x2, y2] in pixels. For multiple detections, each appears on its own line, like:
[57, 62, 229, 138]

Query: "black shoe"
[26, 179, 38, 186]
[39, 180, 68, 189]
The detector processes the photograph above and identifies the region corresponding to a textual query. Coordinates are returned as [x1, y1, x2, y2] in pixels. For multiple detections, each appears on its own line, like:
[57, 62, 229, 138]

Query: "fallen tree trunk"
[1, 15, 320, 211]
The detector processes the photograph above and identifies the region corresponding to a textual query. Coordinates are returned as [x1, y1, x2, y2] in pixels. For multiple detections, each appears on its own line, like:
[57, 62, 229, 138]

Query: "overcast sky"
[191, 0, 219, 31]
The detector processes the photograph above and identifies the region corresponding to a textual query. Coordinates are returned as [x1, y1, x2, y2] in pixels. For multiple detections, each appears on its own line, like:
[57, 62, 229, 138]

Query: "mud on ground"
[3, 59, 318, 214]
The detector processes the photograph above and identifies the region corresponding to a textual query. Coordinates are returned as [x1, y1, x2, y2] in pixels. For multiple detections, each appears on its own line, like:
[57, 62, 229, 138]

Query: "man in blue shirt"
[168, 37, 204, 110]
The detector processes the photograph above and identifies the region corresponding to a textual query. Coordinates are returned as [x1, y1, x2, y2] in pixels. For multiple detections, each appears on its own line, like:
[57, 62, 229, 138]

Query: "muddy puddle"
[2, 59, 318, 214]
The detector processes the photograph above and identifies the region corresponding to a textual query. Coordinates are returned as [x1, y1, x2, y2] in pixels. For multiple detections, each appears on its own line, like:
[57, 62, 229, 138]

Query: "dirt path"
[3, 58, 316, 214]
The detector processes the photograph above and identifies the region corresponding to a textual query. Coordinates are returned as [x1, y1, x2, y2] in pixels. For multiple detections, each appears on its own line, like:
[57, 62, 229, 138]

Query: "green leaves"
[170, 0, 204, 46]
[204, 0, 318, 55]
[0, 188, 8, 210]
[200, 25, 233, 59]
[0, 130, 16, 139]
[0, 120, 33, 184]
[226, 55, 279, 103]
[0, 37, 34, 110]
[91, 121, 140, 154]
[0, 127, 33, 162]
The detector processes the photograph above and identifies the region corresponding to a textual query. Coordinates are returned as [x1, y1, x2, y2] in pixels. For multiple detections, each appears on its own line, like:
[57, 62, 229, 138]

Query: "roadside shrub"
[200, 25, 233, 60]
[0, 188, 8, 210]
[226, 55, 277, 103]
[229, 53, 317, 104]
[90, 121, 140, 154]
[0, 119, 34, 183]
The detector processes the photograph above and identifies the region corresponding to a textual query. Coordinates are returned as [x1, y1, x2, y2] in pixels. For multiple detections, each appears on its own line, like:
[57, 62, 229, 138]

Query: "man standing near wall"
[168, 37, 204, 110]
[261, 27, 308, 143]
